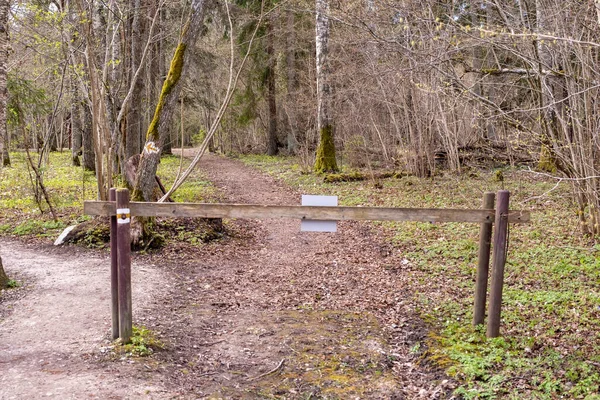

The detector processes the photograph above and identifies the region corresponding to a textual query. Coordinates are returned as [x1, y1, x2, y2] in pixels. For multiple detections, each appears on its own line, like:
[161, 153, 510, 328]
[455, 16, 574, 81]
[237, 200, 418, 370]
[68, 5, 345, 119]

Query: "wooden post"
[487, 190, 510, 338]
[473, 192, 495, 326]
[109, 188, 119, 340]
[116, 189, 132, 343]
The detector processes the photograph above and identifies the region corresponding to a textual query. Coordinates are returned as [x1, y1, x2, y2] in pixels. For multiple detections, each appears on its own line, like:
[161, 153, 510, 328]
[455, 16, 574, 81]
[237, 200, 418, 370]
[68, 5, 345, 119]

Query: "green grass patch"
[117, 325, 164, 357]
[237, 153, 600, 399]
[0, 152, 216, 240]
[6, 279, 20, 288]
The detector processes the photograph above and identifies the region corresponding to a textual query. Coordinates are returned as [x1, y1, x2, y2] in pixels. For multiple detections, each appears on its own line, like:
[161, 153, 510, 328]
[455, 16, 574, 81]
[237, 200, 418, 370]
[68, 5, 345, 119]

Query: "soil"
[0, 152, 453, 399]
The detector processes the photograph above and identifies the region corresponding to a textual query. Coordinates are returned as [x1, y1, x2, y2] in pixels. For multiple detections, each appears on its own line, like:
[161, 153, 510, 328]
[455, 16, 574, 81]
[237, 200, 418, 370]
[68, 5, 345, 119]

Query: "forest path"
[0, 241, 176, 399]
[154, 151, 450, 398]
[0, 152, 449, 399]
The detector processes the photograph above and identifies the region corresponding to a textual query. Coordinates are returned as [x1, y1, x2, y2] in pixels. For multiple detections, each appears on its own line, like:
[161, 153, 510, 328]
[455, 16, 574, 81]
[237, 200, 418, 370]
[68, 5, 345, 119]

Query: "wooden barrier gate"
[85, 189, 529, 343]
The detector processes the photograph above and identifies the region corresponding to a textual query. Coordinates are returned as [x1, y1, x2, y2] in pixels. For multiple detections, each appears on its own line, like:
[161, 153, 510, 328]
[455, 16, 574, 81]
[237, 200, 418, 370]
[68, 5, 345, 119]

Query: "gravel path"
[0, 242, 174, 399]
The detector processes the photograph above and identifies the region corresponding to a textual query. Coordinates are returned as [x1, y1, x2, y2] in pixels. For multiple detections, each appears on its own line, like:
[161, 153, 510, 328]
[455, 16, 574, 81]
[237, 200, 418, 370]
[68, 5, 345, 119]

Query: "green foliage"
[157, 155, 216, 203]
[12, 219, 66, 236]
[191, 128, 207, 146]
[6, 279, 20, 288]
[232, 85, 258, 127]
[0, 152, 215, 242]
[0, 152, 97, 238]
[119, 326, 164, 357]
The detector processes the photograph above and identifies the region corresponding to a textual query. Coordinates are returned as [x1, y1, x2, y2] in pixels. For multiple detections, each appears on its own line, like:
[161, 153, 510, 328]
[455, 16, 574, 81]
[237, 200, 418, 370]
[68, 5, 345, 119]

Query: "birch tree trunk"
[314, 0, 337, 173]
[132, 0, 207, 202]
[0, 0, 9, 167]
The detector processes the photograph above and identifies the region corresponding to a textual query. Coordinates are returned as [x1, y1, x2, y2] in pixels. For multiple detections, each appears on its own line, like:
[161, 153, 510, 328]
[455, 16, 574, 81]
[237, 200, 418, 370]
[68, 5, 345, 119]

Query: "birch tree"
[314, 0, 337, 173]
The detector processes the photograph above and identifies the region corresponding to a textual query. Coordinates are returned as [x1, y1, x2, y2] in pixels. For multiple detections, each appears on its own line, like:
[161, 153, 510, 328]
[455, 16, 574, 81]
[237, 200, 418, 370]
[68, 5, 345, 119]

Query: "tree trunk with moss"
[314, 0, 337, 173]
[133, 0, 207, 202]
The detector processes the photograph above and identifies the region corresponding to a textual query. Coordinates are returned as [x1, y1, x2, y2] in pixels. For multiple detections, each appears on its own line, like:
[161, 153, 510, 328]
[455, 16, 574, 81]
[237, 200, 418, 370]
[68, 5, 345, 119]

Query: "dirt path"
[0, 152, 450, 399]
[150, 152, 450, 398]
[0, 242, 175, 399]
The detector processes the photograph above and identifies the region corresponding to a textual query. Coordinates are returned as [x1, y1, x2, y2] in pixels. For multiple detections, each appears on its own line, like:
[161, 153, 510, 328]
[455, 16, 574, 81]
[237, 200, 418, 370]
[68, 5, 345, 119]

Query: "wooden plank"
[116, 189, 132, 344]
[473, 192, 495, 326]
[109, 189, 119, 340]
[487, 190, 510, 338]
[84, 201, 530, 224]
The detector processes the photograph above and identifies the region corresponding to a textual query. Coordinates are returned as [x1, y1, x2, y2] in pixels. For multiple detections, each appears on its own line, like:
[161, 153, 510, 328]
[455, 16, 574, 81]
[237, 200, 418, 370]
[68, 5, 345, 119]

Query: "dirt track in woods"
[0, 152, 451, 399]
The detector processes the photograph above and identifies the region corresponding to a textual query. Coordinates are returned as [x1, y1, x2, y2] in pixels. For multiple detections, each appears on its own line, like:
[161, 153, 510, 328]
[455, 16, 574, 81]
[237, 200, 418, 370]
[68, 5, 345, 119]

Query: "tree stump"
[0, 256, 9, 288]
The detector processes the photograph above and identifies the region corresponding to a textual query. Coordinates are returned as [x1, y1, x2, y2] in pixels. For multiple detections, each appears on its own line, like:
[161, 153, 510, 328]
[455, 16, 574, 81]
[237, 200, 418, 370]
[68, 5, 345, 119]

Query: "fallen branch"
[246, 358, 285, 382]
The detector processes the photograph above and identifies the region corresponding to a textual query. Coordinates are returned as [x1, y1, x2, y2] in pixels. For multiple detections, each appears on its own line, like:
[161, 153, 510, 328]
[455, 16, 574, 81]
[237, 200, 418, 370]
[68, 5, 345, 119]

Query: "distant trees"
[3, 0, 600, 235]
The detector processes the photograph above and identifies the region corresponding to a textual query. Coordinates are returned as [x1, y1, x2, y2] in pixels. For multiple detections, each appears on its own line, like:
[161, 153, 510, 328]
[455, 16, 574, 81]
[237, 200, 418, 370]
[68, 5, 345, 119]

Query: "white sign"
[301, 195, 338, 233]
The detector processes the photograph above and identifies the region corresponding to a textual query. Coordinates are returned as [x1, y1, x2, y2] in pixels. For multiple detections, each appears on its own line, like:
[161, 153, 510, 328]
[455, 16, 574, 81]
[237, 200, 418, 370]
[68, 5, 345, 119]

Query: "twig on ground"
[198, 339, 225, 346]
[246, 358, 285, 382]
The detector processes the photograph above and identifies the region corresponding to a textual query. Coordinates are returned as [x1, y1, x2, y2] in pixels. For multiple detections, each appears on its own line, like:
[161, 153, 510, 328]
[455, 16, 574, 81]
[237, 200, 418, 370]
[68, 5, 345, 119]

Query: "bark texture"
[125, 0, 145, 160]
[285, 9, 298, 153]
[266, 17, 278, 156]
[133, 0, 207, 202]
[314, 0, 337, 173]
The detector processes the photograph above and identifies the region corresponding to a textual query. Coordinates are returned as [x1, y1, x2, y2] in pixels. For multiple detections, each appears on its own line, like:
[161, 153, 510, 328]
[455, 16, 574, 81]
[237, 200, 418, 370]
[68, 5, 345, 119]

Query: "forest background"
[1, 0, 599, 235]
[2, 0, 600, 398]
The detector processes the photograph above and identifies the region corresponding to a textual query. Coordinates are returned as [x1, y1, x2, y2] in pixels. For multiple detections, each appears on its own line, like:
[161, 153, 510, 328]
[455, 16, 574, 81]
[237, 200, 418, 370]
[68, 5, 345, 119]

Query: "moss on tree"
[537, 144, 557, 173]
[314, 124, 338, 174]
[146, 43, 187, 142]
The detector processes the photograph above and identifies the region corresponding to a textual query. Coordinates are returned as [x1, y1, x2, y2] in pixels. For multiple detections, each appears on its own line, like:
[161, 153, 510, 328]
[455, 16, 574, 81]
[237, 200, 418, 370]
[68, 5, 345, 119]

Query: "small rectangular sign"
[301, 195, 338, 232]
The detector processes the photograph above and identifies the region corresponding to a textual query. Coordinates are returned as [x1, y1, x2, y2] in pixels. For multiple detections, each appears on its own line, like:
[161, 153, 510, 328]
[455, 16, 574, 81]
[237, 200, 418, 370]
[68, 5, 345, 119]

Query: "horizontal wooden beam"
[84, 201, 530, 224]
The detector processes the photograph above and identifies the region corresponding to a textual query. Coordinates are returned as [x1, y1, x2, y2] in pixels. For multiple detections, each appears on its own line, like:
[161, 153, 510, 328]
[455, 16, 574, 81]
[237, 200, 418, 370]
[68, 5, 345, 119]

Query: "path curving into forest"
[0, 152, 451, 399]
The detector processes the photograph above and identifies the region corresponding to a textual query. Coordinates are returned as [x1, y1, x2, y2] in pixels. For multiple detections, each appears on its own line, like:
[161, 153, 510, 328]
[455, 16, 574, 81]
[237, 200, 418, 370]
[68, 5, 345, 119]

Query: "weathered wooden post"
[109, 188, 119, 340]
[116, 189, 132, 343]
[487, 190, 510, 338]
[473, 192, 495, 326]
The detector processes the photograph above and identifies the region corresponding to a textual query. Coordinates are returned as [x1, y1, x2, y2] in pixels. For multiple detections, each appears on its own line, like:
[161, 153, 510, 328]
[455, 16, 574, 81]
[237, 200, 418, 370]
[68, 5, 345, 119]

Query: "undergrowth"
[0, 152, 216, 245]
[115, 325, 164, 357]
[238, 154, 600, 399]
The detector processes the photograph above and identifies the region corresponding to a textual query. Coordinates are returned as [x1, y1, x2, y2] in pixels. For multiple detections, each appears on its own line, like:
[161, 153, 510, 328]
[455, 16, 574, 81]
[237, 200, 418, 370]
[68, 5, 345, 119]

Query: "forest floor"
[0, 153, 449, 399]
